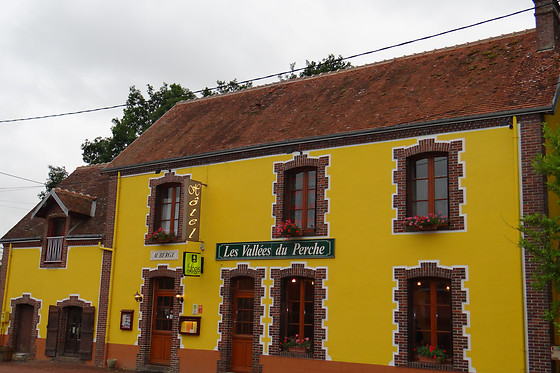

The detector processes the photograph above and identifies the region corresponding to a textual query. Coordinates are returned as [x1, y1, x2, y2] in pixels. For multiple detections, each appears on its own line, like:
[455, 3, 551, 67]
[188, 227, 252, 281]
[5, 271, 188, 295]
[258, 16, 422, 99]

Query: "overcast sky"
[0, 0, 536, 238]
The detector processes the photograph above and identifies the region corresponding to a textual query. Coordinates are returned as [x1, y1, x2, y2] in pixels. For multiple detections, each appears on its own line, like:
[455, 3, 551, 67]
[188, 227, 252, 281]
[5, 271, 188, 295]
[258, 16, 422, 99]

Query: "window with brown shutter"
[45, 305, 60, 357]
[78, 306, 95, 360]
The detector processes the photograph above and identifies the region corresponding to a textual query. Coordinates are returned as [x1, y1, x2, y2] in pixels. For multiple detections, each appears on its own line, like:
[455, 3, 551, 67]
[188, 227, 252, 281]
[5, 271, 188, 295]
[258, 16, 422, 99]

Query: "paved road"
[0, 359, 123, 372]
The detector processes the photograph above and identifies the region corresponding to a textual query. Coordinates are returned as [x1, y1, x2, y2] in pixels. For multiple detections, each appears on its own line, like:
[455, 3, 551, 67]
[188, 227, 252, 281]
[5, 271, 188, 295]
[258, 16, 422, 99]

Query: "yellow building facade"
[104, 123, 528, 373]
[2, 2, 560, 372]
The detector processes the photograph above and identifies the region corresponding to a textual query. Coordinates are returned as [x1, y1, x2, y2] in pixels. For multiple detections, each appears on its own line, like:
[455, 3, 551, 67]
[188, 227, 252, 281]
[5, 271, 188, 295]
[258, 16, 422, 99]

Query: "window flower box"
[403, 213, 448, 232]
[148, 228, 176, 243]
[281, 335, 311, 354]
[415, 344, 448, 364]
[288, 346, 308, 354]
[276, 220, 302, 239]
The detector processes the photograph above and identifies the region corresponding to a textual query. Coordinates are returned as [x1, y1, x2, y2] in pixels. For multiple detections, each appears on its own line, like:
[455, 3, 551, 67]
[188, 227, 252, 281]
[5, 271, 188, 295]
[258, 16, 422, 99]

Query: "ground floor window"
[282, 277, 314, 347]
[270, 263, 327, 360]
[393, 262, 471, 372]
[409, 278, 452, 360]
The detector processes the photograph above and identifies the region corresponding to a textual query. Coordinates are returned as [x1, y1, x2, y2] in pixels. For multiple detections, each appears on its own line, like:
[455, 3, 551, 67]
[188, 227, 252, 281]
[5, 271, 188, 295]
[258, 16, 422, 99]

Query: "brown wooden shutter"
[78, 306, 95, 360]
[45, 305, 60, 357]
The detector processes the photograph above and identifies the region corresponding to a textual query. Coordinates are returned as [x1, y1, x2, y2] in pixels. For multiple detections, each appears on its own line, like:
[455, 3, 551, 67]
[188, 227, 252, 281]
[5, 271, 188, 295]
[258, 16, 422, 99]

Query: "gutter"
[66, 234, 104, 241]
[102, 171, 121, 367]
[102, 105, 556, 175]
[0, 237, 41, 244]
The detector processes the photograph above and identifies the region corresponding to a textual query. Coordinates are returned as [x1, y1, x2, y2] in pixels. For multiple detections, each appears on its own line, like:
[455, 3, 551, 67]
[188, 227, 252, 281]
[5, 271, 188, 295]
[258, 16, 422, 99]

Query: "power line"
[0, 104, 126, 124]
[0, 171, 43, 184]
[0, 186, 43, 191]
[0, 6, 535, 125]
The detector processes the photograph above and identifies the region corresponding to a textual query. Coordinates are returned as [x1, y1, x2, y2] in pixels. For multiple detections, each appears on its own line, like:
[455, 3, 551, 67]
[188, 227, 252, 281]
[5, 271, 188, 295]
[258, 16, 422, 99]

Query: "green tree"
[82, 83, 195, 164]
[519, 122, 560, 331]
[38, 165, 68, 199]
[201, 79, 253, 97]
[279, 54, 352, 81]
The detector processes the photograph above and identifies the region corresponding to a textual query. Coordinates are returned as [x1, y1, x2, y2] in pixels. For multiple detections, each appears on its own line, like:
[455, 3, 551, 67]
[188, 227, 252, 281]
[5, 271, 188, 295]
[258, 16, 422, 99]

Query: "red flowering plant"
[148, 228, 176, 242]
[415, 344, 448, 363]
[403, 212, 448, 231]
[275, 220, 302, 238]
[281, 334, 311, 352]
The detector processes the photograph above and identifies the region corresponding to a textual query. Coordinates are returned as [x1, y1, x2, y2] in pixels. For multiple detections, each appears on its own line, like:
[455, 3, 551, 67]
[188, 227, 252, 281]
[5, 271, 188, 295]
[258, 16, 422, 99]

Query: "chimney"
[533, 0, 560, 51]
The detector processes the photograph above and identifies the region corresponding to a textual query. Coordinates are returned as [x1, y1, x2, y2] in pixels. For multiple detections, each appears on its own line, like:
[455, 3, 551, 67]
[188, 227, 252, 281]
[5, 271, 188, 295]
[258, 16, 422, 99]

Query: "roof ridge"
[54, 187, 96, 200]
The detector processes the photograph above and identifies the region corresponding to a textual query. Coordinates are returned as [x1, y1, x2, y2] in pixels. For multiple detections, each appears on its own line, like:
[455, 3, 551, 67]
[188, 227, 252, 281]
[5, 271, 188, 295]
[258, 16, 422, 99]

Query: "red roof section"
[108, 30, 559, 170]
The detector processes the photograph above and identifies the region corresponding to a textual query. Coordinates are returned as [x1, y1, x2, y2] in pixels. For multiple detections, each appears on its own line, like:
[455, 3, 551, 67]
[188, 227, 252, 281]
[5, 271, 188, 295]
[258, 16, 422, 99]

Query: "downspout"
[0, 244, 13, 346]
[102, 171, 121, 366]
[514, 116, 530, 373]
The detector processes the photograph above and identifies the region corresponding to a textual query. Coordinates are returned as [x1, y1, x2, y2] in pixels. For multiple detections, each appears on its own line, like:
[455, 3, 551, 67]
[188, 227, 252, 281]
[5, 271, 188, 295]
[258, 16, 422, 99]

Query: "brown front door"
[150, 277, 174, 365]
[231, 277, 254, 373]
[64, 306, 82, 356]
[15, 304, 33, 353]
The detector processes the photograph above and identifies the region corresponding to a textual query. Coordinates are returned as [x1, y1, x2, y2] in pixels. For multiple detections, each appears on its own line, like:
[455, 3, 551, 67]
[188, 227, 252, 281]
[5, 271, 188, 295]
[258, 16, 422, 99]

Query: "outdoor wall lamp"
[134, 291, 143, 302]
[175, 293, 184, 303]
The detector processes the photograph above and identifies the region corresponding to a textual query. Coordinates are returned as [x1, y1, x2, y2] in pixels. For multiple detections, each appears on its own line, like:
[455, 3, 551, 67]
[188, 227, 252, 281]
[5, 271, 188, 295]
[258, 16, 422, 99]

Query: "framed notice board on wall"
[179, 316, 201, 335]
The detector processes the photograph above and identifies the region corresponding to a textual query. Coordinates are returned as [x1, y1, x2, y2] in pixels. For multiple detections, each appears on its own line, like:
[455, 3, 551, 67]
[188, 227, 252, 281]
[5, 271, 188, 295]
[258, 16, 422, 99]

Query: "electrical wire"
[0, 5, 535, 124]
[0, 171, 43, 184]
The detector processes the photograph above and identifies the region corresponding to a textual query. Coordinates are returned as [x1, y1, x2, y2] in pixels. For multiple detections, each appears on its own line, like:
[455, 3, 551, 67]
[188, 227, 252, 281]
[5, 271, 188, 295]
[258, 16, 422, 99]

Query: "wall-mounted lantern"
[134, 291, 143, 302]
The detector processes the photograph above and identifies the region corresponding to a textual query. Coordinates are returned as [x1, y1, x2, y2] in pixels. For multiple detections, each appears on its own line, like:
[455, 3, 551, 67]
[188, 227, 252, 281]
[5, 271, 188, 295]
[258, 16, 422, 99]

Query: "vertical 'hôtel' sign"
[184, 179, 203, 242]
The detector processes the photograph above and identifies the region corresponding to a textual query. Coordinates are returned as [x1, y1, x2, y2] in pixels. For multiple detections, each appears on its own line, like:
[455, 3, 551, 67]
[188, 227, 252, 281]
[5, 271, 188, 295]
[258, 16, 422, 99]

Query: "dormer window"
[46, 218, 65, 262]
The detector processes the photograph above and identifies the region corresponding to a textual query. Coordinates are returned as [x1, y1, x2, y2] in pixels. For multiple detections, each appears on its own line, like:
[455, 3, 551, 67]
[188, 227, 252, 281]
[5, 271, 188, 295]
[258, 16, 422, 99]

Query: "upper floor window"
[407, 154, 448, 217]
[393, 139, 464, 233]
[155, 184, 181, 234]
[273, 154, 330, 238]
[286, 168, 316, 234]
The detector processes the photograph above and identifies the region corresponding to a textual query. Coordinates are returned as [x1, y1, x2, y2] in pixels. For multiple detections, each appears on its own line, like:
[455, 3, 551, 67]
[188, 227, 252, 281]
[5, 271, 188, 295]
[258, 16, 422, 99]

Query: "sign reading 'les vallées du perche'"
[215, 239, 335, 260]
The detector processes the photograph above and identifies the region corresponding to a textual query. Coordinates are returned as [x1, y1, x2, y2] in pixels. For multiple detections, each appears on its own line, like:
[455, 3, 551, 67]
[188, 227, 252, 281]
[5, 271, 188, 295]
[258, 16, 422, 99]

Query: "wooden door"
[15, 304, 33, 353]
[231, 277, 254, 373]
[64, 306, 82, 356]
[150, 277, 174, 366]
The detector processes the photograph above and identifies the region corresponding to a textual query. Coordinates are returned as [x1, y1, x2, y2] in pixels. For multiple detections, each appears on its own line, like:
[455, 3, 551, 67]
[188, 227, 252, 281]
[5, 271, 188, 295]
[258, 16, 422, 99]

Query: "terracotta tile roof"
[32, 188, 96, 218]
[107, 30, 560, 171]
[1, 164, 110, 242]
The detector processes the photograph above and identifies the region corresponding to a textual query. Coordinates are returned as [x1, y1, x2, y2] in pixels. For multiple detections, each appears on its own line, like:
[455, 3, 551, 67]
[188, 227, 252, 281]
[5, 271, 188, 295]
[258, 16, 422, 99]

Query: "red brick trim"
[393, 261, 470, 372]
[217, 264, 266, 373]
[54, 296, 93, 360]
[93, 249, 112, 367]
[272, 154, 330, 238]
[7, 294, 41, 358]
[269, 263, 328, 360]
[145, 172, 189, 244]
[519, 114, 553, 373]
[137, 265, 183, 373]
[392, 138, 465, 233]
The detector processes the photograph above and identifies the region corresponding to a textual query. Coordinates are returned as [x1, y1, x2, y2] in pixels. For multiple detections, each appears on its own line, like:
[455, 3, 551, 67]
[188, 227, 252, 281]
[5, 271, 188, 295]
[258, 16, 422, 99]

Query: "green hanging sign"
[183, 252, 203, 276]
